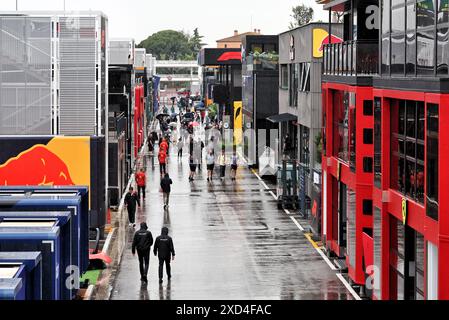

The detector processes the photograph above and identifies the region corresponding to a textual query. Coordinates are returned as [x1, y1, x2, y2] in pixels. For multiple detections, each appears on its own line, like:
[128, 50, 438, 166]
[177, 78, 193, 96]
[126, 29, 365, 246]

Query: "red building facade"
[318, 0, 448, 300]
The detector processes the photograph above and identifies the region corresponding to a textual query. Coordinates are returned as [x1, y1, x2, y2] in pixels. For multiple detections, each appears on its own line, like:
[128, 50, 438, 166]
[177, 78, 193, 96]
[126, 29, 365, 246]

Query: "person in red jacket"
[135, 169, 147, 200]
[158, 150, 167, 177]
[160, 138, 169, 155]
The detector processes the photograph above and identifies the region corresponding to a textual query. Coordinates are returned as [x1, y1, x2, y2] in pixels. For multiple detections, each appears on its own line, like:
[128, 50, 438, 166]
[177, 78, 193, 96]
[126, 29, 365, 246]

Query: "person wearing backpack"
[132, 222, 153, 284]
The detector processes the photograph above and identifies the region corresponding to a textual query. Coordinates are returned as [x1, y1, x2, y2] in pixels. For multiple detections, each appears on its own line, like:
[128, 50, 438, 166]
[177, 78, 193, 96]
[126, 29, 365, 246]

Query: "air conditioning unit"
[0, 11, 109, 137]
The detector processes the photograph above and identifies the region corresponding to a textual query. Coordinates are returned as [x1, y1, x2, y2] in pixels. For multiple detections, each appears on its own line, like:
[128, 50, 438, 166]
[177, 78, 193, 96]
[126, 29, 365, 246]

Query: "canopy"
[267, 113, 298, 123]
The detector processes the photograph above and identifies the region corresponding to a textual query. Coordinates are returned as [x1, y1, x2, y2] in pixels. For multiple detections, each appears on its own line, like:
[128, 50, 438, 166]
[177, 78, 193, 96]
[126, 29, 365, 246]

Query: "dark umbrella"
[156, 113, 170, 121]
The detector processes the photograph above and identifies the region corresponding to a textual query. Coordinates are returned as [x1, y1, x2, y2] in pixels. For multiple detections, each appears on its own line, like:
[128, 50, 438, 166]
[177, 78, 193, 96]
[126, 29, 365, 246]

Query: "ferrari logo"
[402, 198, 407, 225]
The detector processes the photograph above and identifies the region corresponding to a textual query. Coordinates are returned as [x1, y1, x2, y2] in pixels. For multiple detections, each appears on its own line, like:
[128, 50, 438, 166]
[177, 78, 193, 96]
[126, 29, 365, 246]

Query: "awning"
[267, 113, 298, 123]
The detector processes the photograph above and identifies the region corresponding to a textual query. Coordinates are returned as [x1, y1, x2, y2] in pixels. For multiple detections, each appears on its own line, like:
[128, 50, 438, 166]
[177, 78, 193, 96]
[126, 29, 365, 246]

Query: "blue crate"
[0, 226, 61, 300]
[0, 252, 42, 300]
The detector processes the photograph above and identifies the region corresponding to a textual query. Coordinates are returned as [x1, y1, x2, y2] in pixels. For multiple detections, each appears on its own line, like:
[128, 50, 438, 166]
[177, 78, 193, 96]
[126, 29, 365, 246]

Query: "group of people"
[123, 104, 243, 285]
[132, 223, 175, 285]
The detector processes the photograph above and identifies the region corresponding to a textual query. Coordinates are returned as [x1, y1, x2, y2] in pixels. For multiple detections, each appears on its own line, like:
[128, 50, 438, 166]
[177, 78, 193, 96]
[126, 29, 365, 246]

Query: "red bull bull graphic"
[0, 145, 74, 186]
[313, 28, 343, 58]
[0, 136, 91, 198]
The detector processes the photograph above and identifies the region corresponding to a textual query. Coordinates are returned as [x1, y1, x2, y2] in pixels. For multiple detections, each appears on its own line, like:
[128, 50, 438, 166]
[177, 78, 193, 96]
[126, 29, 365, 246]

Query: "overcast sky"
[1, 0, 328, 46]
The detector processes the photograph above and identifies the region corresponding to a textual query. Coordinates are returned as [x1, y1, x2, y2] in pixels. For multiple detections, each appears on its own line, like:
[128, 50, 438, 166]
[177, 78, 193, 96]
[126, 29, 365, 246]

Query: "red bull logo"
[313, 28, 343, 58]
[0, 145, 74, 186]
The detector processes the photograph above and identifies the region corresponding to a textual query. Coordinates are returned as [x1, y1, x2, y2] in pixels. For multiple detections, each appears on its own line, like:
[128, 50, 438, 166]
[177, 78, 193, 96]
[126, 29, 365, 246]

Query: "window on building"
[374, 98, 382, 188]
[333, 91, 350, 163]
[438, 0, 449, 24]
[300, 126, 310, 168]
[417, 0, 436, 28]
[373, 207, 382, 299]
[298, 63, 311, 92]
[280, 64, 288, 89]
[427, 104, 439, 221]
[349, 99, 356, 172]
[390, 100, 425, 204]
[382, 0, 391, 75]
[347, 189, 356, 268]
[415, 233, 425, 300]
[289, 64, 299, 107]
[437, 27, 449, 75]
[417, 29, 436, 75]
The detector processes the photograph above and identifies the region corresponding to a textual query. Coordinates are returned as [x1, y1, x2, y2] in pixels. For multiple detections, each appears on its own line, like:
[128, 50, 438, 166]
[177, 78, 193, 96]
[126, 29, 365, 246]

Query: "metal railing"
[323, 40, 378, 76]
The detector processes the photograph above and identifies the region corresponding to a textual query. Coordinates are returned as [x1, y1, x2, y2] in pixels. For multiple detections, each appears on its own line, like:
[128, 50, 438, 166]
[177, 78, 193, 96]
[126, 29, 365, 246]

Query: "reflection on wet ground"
[110, 149, 354, 300]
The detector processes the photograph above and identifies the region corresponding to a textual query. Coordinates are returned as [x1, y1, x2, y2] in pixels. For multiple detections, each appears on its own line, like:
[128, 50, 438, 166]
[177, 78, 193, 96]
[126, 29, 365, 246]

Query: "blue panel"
[0, 227, 61, 300]
[0, 252, 42, 300]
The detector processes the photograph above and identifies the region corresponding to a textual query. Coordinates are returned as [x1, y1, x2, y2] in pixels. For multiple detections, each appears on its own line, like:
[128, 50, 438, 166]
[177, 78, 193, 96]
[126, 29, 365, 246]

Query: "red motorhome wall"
[372, 89, 449, 300]
[322, 82, 374, 286]
[134, 84, 144, 158]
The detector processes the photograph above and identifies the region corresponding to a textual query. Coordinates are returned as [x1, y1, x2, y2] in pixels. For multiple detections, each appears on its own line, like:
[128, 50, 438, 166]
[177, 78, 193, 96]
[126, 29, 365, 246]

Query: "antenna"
[16, 0, 18, 10]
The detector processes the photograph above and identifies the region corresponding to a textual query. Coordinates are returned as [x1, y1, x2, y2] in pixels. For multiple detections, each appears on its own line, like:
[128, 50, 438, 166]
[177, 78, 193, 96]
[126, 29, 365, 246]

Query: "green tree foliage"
[289, 4, 314, 29]
[138, 29, 205, 60]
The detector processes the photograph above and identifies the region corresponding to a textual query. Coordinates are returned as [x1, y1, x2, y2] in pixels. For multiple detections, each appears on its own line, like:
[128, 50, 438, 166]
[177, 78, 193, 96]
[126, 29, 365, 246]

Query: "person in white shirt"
[206, 151, 215, 182]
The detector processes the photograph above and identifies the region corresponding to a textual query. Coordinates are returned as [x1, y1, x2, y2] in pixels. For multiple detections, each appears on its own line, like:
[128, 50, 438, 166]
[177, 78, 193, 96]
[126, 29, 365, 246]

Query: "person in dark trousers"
[132, 222, 153, 284]
[125, 187, 140, 227]
[160, 173, 173, 209]
[153, 227, 175, 284]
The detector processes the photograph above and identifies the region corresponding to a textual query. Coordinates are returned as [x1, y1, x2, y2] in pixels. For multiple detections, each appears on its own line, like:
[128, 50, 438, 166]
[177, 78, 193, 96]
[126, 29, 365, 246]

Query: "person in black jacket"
[125, 187, 140, 227]
[153, 227, 175, 284]
[132, 222, 153, 284]
[160, 173, 173, 209]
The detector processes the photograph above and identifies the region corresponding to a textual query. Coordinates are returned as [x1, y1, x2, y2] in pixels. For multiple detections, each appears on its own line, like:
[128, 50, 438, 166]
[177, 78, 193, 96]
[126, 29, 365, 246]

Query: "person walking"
[230, 152, 238, 181]
[135, 169, 147, 200]
[218, 150, 226, 181]
[206, 151, 215, 183]
[153, 227, 175, 284]
[132, 222, 153, 284]
[189, 155, 197, 182]
[125, 187, 140, 227]
[160, 173, 173, 209]
[177, 138, 184, 160]
[160, 138, 169, 155]
[158, 150, 167, 177]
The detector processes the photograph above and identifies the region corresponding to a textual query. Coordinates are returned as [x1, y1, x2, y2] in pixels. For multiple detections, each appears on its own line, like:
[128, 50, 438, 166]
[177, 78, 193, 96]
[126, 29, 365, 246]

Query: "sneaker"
[159, 279, 163, 284]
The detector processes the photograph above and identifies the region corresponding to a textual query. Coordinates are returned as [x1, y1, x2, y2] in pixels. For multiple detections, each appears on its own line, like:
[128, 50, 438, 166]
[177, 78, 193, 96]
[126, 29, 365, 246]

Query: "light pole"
[15, 0, 18, 10]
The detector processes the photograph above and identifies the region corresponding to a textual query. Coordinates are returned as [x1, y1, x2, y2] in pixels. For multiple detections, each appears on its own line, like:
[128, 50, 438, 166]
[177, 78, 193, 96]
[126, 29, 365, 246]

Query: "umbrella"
[169, 122, 178, 128]
[156, 113, 170, 121]
[189, 121, 200, 127]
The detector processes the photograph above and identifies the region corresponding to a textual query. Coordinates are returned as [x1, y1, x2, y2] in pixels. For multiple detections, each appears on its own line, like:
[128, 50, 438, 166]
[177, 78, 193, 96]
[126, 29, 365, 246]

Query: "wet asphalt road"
[110, 146, 354, 300]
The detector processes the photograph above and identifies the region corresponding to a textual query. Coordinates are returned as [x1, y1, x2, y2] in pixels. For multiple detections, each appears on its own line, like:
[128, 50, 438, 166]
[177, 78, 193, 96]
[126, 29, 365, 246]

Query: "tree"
[138, 29, 205, 60]
[289, 4, 314, 29]
[189, 28, 206, 55]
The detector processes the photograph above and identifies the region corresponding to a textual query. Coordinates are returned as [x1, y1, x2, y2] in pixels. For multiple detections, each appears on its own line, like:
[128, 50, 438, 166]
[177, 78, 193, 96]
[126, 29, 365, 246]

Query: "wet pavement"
[109, 143, 354, 300]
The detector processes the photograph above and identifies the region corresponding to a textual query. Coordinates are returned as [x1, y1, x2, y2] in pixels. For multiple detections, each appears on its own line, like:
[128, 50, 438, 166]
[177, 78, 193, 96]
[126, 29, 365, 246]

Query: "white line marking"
[261, 180, 270, 190]
[316, 247, 337, 271]
[289, 216, 305, 231]
[269, 191, 278, 200]
[284, 209, 291, 215]
[253, 171, 262, 181]
[337, 273, 362, 300]
[102, 228, 116, 254]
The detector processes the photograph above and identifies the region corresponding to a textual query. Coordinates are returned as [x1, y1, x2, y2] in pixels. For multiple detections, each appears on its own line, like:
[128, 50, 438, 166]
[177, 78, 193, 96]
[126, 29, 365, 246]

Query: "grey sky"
[1, 0, 328, 47]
